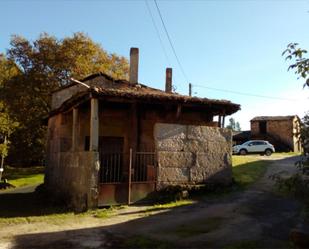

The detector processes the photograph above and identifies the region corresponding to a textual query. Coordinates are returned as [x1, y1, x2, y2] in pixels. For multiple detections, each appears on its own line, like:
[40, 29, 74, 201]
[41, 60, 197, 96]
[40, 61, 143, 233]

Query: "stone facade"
[154, 123, 233, 188]
[46, 70, 239, 208]
[45, 114, 100, 210]
[251, 116, 302, 152]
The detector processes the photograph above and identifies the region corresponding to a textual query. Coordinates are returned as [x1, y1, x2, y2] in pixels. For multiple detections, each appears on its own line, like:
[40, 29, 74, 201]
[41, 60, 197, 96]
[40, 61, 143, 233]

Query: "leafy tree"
[0, 56, 19, 177]
[282, 43, 309, 88]
[226, 117, 241, 131]
[283, 43, 309, 153]
[2, 33, 129, 166]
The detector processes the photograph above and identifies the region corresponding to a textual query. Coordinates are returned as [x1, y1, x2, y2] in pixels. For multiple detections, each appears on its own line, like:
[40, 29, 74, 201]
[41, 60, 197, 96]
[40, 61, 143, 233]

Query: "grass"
[145, 200, 193, 213]
[0, 194, 121, 225]
[232, 155, 270, 188]
[2, 166, 44, 188]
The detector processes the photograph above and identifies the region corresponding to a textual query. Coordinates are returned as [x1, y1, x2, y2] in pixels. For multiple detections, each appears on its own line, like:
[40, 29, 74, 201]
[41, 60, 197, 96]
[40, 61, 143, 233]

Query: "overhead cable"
[154, 0, 189, 83]
[193, 84, 299, 101]
[145, 0, 171, 65]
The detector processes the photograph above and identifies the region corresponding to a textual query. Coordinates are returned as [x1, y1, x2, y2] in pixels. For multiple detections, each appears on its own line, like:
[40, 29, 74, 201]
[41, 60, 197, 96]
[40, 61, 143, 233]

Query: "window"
[84, 136, 90, 151]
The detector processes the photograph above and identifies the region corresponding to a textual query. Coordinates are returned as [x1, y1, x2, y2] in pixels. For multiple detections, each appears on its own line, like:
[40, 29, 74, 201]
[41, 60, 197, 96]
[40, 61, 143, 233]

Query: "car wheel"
[239, 149, 247, 155]
[265, 149, 272, 156]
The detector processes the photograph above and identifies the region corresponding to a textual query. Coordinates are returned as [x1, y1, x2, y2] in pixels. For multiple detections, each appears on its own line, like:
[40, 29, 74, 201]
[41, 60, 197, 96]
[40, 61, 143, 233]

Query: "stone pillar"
[72, 108, 79, 151]
[90, 98, 99, 152]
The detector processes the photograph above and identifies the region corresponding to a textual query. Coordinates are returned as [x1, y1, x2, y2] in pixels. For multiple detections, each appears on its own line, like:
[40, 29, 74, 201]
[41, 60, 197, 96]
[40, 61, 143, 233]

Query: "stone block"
[155, 123, 233, 187]
[154, 123, 187, 140]
[158, 167, 190, 183]
[158, 151, 193, 168]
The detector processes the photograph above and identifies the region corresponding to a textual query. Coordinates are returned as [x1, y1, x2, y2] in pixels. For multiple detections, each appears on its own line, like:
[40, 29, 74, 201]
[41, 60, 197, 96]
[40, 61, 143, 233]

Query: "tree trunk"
[0, 135, 8, 182]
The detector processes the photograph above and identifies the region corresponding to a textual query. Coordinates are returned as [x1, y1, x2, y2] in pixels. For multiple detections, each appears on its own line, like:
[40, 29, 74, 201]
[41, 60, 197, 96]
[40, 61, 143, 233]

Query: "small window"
[85, 136, 90, 151]
[259, 121, 267, 134]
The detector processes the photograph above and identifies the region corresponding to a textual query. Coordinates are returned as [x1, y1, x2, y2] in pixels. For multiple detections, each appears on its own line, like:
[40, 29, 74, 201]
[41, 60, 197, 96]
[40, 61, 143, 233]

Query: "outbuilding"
[45, 48, 240, 210]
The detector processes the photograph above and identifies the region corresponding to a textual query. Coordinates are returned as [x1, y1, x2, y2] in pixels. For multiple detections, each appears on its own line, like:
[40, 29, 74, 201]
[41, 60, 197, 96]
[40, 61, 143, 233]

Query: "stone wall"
[45, 151, 100, 211]
[154, 123, 232, 189]
[46, 113, 100, 210]
[251, 118, 302, 152]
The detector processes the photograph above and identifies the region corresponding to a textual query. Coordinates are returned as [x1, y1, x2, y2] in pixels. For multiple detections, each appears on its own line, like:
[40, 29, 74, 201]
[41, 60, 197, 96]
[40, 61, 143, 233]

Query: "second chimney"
[165, 68, 172, 93]
[129, 47, 139, 84]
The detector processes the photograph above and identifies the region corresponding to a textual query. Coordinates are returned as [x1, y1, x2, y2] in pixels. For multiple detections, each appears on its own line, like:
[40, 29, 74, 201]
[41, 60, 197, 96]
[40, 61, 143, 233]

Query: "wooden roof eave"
[48, 90, 240, 118]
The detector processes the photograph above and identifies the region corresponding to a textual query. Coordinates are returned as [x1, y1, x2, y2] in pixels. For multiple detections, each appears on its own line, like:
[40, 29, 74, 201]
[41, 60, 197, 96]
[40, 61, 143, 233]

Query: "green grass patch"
[0, 194, 119, 225]
[145, 200, 193, 213]
[232, 155, 270, 188]
[2, 166, 44, 187]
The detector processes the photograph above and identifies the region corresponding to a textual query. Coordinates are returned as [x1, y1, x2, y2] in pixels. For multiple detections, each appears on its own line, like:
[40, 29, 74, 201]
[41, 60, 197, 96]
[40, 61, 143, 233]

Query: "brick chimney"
[129, 47, 139, 84]
[165, 68, 172, 93]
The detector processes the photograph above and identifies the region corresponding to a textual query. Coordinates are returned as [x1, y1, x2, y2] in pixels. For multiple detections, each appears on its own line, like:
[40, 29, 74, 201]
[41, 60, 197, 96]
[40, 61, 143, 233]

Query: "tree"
[0, 56, 19, 177]
[282, 43, 309, 88]
[302, 113, 309, 154]
[226, 118, 241, 131]
[2, 33, 129, 166]
[283, 43, 309, 153]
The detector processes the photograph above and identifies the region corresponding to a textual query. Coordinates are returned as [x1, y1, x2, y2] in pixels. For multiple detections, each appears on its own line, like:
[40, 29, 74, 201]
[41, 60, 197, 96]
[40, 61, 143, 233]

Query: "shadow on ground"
[0, 190, 69, 218]
[2, 156, 303, 249]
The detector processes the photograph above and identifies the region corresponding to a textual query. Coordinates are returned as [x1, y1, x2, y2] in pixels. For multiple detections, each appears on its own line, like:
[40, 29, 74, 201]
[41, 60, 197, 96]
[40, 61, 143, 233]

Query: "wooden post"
[189, 83, 192, 97]
[72, 108, 79, 151]
[128, 148, 132, 205]
[218, 115, 222, 128]
[176, 104, 182, 120]
[90, 98, 99, 152]
[130, 103, 138, 153]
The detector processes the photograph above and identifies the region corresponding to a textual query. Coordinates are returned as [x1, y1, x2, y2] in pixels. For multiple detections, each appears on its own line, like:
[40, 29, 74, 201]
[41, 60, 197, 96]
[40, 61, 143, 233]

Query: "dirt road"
[0, 155, 302, 249]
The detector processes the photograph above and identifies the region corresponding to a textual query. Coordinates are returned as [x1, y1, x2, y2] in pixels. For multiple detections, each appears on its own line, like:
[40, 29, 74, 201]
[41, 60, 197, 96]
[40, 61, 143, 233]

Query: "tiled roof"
[49, 72, 241, 117]
[250, 116, 297, 121]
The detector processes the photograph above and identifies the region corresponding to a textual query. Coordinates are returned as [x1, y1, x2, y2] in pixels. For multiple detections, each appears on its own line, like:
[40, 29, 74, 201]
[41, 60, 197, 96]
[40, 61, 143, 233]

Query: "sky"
[0, 0, 308, 130]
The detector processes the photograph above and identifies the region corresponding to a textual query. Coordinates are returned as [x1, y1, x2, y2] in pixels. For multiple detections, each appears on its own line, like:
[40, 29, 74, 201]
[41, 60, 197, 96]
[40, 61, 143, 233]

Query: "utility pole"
[189, 83, 192, 97]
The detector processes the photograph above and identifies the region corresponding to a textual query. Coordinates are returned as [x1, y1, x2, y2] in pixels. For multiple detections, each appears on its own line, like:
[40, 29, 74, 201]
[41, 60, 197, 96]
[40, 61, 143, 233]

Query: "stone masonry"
[154, 123, 233, 189]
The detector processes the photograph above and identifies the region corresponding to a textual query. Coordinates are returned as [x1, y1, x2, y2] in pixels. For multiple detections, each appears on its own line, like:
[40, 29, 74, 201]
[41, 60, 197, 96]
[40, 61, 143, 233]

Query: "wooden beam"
[72, 108, 79, 151]
[130, 102, 138, 152]
[90, 98, 99, 152]
[176, 104, 182, 119]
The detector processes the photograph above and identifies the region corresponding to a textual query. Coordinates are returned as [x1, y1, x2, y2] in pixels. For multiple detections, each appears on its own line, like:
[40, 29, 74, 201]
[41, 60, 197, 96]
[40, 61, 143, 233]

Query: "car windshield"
[242, 141, 251, 146]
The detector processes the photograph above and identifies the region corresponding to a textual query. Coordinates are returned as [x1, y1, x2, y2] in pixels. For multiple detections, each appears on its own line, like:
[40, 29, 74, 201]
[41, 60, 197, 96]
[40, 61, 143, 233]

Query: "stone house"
[250, 116, 302, 152]
[45, 48, 240, 210]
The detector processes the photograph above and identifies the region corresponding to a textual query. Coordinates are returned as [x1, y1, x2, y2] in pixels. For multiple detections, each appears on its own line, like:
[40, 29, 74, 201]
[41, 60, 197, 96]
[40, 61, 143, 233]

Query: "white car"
[233, 140, 275, 156]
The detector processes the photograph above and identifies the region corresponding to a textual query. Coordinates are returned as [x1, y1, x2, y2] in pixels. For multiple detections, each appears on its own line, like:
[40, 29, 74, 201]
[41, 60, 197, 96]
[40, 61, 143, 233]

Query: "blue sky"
[0, 0, 309, 129]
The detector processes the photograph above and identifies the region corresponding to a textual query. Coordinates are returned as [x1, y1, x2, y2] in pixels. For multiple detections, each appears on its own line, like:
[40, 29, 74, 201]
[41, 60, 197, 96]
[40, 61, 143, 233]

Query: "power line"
[154, 0, 189, 83]
[193, 84, 299, 101]
[145, 0, 171, 65]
